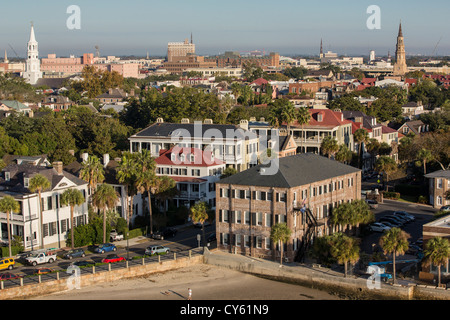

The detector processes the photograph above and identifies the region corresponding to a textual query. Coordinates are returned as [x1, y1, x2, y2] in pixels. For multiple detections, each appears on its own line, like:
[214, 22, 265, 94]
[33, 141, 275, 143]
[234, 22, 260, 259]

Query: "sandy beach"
[29, 264, 342, 300]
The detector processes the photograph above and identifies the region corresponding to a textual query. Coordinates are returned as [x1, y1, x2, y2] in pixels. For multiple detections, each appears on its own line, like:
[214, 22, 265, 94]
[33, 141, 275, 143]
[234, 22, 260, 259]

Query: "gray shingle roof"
[132, 122, 257, 140]
[219, 153, 360, 188]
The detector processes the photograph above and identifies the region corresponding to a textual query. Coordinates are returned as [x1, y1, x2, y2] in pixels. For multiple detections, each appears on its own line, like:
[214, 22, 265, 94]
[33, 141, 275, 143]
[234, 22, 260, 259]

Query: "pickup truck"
[26, 251, 57, 266]
[110, 230, 124, 241]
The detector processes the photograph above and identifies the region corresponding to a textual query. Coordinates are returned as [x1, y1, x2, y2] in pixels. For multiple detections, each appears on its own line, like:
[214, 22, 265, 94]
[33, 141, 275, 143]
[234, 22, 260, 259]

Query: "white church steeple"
[23, 22, 42, 85]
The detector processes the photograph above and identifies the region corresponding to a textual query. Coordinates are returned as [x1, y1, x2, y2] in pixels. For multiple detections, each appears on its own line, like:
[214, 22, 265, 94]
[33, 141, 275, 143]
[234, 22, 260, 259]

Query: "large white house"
[0, 157, 88, 250]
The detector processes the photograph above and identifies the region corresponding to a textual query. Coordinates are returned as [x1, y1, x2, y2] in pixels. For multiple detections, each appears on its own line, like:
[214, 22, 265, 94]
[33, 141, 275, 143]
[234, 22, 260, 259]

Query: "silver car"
[145, 245, 170, 256]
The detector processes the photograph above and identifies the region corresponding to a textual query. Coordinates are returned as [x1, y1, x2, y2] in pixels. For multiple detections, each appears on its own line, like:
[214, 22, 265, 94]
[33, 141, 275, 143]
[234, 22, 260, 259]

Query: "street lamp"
[126, 232, 130, 261]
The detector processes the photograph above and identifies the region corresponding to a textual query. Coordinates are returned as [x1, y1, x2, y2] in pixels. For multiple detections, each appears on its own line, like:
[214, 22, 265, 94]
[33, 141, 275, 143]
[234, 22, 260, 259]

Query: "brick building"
[424, 170, 450, 209]
[215, 153, 361, 262]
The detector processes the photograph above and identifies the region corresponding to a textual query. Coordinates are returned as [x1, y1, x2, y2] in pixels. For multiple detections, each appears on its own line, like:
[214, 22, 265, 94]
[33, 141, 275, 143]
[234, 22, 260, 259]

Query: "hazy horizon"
[1, 0, 449, 59]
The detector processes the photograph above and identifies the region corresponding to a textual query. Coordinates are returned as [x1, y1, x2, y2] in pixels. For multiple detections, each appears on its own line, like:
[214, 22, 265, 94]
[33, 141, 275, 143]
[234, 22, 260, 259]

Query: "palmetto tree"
[374, 156, 397, 191]
[423, 237, 450, 287]
[61, 188, 85, 249]
[354, 128, 369, 169]
[416, 148, 433, 175]
[190, 201, 209, 249]
[92, 184, 119, 243]
[280, 101, 298, 134]
[80, 155, 105, 197]
[335, 144, 353, 164]
[0, 196, 20, 257]
[134, 150, 158, 235]
[29, 174, 51, 249]
[329, 232, 360, 278]
[116, 151, 138, 227]
[379, 227, 410, 284]
[321, 135, 339, 158]
[270, 222, 292, 265]
[154, 176, 177, 218]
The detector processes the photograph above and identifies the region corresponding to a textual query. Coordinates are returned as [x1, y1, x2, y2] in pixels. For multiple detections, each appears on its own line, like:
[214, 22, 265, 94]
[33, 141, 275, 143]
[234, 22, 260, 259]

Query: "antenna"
[431, 36, 442, 57]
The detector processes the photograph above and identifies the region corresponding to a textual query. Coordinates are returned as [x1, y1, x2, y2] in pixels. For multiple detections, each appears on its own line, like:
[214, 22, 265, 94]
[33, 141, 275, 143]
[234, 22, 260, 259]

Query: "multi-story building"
[0, 157, 89, 250]
[424, 170, 450, 209]
[167, 38, 196, 63]
[23, 24, 42, 85]
[155, 147, 226, 209]
[215, 153, 361, 262]
[205, 51, 280, 69]
[128, 118, 260, 172]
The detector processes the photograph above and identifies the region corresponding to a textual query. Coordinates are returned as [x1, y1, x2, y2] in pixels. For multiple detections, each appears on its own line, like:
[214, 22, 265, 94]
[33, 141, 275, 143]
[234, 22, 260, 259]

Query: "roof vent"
[181, 118, 190, 124]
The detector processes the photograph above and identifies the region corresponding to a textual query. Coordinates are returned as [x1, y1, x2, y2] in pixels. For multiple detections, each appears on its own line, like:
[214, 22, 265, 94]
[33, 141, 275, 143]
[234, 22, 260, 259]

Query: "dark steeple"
[398, 22, 403, 37]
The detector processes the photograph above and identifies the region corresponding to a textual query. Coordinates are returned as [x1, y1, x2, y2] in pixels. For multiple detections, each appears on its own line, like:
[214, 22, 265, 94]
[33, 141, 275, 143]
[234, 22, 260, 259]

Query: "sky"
[1, 0, 449, 58]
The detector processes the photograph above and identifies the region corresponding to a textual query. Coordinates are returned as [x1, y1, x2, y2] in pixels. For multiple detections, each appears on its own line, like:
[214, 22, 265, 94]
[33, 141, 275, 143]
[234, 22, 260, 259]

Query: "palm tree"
[92, 184, 119, 244]
[134, 150, 158, 235]
[154, 176, 177, 218]
[354, 128, 369, 169]
[416, 148, 433, 175]
[374, 156, 397, 191]
[280, 101, 298, 134]
[329, 233, 360, 278]
[320, 135, 339, 158]
[116, 152, 138, 227]
[270, 222, 292, 265]
[335, 144, 353, 164]
[80, 155, 105, 197]
[61, 188, 85, 249]
[379, 227, 410, 284]
[0, 196, 20, 257]
[190, 201, 209, 249]
[296, 106, 311, 153]
[330, 202, 354, 233]
[423, 237, 450, 287]
[29, 174, 51, 249]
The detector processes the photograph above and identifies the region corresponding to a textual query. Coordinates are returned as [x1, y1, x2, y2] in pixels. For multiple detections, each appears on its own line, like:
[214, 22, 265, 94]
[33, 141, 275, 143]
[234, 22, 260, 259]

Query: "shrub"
[382, 191, 400, 200]
[417, 195, 428, 204]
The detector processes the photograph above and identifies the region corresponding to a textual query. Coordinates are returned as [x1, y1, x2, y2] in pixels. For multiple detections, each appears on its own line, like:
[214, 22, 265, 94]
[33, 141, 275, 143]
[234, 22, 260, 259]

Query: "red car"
[101, 254, 125, 263]
[0, 272, 21, 281]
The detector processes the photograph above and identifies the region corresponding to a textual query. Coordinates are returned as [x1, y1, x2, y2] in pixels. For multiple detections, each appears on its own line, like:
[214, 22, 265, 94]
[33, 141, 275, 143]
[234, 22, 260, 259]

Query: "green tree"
[0, 196, 20, 257]
[374, 156, 397, 191]
[416, 148, 433, 175]
[354, 128, 369, 169]
[335, 144, 353, 164]
[80, 155, 105, 197]
[423, 237, 450, 287]
[270, 222, 292, 265]
[92, 184, 119, 244]
[220, 167, 238, 179]
[379, 227, 410, 284]
[116, 151, 138, 227]
[320, 136, 339, 158]
[28, 174, 51, 249]
[61, 188, 85, 249]
[329, 233, 360, 277]
[190, 201, 210, 249]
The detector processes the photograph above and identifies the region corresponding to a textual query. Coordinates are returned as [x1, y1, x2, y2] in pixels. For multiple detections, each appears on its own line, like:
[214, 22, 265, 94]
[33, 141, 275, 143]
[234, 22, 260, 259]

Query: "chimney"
[204, 119, 213, 124]
[239, 119, 249, 131]
[103, 154, 110, 168]
[53, 161, 63, 175]
[181, 118, 190, 124]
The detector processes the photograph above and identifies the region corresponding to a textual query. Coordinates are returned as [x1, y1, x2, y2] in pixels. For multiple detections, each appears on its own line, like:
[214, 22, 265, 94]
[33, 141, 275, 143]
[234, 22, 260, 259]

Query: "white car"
[369, 222, 391, 233]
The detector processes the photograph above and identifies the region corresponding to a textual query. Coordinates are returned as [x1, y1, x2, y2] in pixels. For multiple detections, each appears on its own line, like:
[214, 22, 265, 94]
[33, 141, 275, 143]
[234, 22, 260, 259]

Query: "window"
[256, 236, 262, 249]
[235, 234, 241, 246]
[257, 212, 263, 226]
[244, 235, 250, 248]
[222, 233, 229, 245]
[265, 237, 271, 249]
[266, 213, 272, 227]
[244, 211, 250, 225]
[235, 211, 241, 224]
[24, 178, 29, 188]
[223, 210, 230, 222]
[437, 179, 443, 189]
[47, 196, 52, 210]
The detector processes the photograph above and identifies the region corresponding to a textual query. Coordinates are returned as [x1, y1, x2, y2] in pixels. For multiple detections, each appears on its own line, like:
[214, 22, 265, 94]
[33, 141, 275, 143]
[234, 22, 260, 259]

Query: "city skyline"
[0, 0, 449, 58]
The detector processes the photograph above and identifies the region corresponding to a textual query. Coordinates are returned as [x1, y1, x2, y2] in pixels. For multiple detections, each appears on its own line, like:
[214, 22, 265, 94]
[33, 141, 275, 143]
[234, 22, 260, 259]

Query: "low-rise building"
[424, 170, 450, 209]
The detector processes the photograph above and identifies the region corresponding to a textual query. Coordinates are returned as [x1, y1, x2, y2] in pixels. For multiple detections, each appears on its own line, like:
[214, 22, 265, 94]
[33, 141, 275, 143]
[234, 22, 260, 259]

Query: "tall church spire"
[393, 21, 407, 77]
[23, 22, 42, 85]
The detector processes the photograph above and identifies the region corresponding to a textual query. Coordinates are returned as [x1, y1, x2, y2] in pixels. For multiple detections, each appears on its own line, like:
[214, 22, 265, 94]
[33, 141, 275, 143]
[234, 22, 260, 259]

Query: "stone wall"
[0, 254, 203, 300]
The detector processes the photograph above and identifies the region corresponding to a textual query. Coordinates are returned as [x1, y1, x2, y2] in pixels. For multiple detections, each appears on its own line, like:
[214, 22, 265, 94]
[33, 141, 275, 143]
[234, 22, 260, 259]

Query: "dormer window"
[180, 154, 185, 162]
[317, 113, 323, 122]
[171, 153, 176, 162]
[24, 177, 29, 188]
[5, 172, 10, 182]
[190, 154, 195, 162]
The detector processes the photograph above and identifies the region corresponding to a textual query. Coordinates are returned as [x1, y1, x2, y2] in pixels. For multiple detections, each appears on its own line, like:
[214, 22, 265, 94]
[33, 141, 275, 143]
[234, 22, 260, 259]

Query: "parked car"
[406, 244, 423, 256]
[0, 258, 15, 271]
[145, 245, 170, 256]
[378, 217, 403, 228]
[110, 230, 124, 241]
[101, 254, 125, 263]
[151, 227, 177, 240]
[207, 233, 216, 243]
[440, 205, 450, 212]
[94, 243, 117, 254]
[0, 272, 21, 281]
[194, 220, 213, 228]
[70, 260, 95, 268]
[369, 222, 391, 233]
[393, 211, 415, 222]
[378, 221, 397, 228]
[365, 199, 378, 209]
[385, 214, 408, 224]
[63, 248, 86, 259]
[35, 267, 53, 275]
